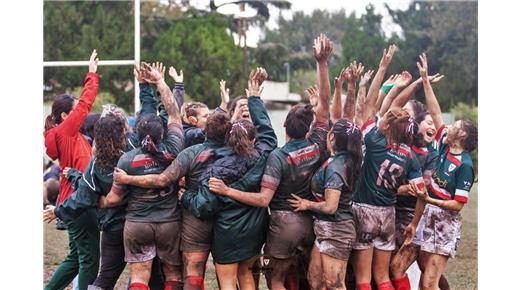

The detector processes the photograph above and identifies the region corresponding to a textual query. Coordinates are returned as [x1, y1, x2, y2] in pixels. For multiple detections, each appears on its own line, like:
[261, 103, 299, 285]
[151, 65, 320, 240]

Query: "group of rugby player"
[43, 33, 477, 290]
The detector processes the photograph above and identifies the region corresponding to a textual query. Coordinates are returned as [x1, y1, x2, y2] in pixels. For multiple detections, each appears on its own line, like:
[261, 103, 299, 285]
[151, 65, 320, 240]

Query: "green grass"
[44, 185, 478, 289]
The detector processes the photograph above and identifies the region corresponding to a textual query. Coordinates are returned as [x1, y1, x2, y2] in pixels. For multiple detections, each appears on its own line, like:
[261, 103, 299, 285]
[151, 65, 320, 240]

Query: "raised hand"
[379, 44, 397, 68]
[312, 33, 333, 63]
[417, 52, 428, 79]
[250, 67, 268, 86]
[359, 70, 374, 87]
[305, 85, 319, 107]
[168, 66, 183, 83]
[220, 80, 230, 105]
[245, 78, 263, 97]
[133, 63, 145, 84]
[349, 60, 364, 82]
[341, 67, 354, 83]
[89, 49, 99, 73]
[141, 62, 165, 84]
[428, 73, 444, 84]
[383, 74, 398, 86]
[395, 71, 413, 88]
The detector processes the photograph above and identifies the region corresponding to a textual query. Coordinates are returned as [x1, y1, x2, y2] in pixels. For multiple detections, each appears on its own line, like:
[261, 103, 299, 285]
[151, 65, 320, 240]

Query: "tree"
[386, 1, 478, 109]
[144, 14, 246, 108]
[44, 1, 135, 111]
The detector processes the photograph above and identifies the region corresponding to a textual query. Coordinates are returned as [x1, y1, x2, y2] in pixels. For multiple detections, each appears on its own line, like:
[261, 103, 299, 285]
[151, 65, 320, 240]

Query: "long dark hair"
[331, 119, 363, 190]
[137, 114, 174, 166]
[45, 94, 75, 131]
[227, 119, 256, 157]
[205, 112, 232, 145]
[94, 106, 127, 171]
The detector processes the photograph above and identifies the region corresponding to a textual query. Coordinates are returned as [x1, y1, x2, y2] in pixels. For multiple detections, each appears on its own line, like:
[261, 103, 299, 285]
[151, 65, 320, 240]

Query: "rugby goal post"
[43, 0, 141, 113]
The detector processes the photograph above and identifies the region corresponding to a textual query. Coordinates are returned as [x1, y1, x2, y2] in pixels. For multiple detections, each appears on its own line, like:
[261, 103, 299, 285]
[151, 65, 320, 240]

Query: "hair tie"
[230, 122, 247, 135]
[344, 121, 360, 135]
[101, 104, 125, 120]
[406, 118, 416, 134]
[141, 135, 158, 152]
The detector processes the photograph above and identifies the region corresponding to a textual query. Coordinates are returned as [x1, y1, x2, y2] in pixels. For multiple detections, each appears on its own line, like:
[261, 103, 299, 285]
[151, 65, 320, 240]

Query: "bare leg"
[183, 251, 209, 290]
[270, 257, 295, 290]
[215, 263, 239, 290]
[321, 253, 347, 290]
[183, 251, 209, 277]
[307, 245, 324, 290]
[420, 252, 449, 290]
[238, 257, 259, 290]
[390, 244, 420, 279]
[129, 260, 153, 285]
[352, 248, 374, 284]
[372, 249, 392, 284]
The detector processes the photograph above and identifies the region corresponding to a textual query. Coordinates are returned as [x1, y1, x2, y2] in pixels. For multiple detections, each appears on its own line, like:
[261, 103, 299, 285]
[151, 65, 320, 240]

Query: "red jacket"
[44, 72, 99, 205]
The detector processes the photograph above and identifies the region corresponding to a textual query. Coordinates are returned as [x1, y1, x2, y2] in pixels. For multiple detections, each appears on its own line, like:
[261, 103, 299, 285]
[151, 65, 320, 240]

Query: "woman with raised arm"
[208, 34, 332, 290]
[43, 50, 101, 290]
[401, 53, 477, 290]
[180, 74, 277, 290]
[286, 118, 362, 290]
[351, 44, 426, 290]
[101, 63, 185, 290]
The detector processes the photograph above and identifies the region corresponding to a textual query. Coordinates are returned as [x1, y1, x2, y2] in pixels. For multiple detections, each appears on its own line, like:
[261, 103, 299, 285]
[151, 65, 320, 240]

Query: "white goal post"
[43, 0, 141, 113]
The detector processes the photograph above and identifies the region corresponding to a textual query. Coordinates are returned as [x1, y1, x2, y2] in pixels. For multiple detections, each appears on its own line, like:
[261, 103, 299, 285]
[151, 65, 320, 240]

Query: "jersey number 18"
[376, 159, 404, 190]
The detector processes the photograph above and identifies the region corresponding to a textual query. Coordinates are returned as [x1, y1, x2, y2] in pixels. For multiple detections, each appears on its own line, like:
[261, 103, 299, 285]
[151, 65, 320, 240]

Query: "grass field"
[44, 185, 477, 290]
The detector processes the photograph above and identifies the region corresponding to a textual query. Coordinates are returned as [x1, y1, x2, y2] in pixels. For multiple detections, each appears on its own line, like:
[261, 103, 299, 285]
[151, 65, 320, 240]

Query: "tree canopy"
[43, 1, 477, 112]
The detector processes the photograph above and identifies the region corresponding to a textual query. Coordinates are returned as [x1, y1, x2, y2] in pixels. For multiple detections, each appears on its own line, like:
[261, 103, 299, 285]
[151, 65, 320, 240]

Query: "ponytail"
[45, 115, 57, 131]
[45, 94, 75, 131]
[331, 119, 363, 190]
[227, 120, 256, 156]
[137, 115, 174, 166]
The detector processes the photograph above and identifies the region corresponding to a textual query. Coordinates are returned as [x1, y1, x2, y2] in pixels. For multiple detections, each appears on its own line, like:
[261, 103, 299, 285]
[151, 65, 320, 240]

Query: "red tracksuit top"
[44, 72, 99, 205]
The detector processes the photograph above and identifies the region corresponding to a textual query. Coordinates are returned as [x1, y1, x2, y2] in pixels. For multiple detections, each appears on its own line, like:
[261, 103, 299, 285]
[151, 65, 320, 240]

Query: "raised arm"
[354, 70, 374, 127]
[60, 50, 99, 136]
[134, 63, 158, 117]
[379, 71, 412, 115]
[142, 62, 181, 126]
[344, 61, 363, 121]
[331, 68, 347, 123]
[313, 33, 333, 124]
[169, 66, 185, 109]
[417, 53, 444, 130]
[390, 74, 444, 111]
[361, 44, 397, 123]
[374, 74, 397, 114]
[246, 69, 278, 154]
[219, 79, 230, 112]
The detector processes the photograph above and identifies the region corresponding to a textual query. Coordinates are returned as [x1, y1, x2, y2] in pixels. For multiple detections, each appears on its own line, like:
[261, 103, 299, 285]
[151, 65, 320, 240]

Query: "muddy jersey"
[262, 121, 329, 211]
[396, 144, 439, 210]
[353, 119, 424, 206]
[112, 123, 183, 222]
[427, 125, 474, 203]
[311, 152, 354, 221]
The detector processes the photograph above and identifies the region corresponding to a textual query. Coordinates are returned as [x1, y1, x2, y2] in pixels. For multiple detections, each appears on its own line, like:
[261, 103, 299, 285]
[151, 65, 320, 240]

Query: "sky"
[187, 0, 412, 47]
